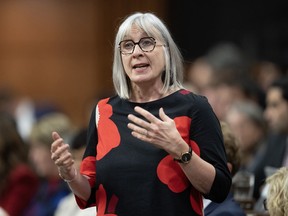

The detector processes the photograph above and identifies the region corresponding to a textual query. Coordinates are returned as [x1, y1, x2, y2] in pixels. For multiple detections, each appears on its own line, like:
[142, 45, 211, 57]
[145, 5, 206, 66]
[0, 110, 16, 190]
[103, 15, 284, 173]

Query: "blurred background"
[0, 0, 287, 128]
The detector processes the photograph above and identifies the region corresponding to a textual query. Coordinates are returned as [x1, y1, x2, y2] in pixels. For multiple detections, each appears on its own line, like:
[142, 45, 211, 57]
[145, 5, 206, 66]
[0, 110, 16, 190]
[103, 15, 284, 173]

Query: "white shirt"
[54, 193, 97, 216]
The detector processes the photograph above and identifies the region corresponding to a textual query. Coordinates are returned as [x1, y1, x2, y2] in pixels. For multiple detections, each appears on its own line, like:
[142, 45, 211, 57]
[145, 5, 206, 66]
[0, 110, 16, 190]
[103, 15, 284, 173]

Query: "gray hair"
[229, 101, 265, 128]
[112, 12, 184, 99]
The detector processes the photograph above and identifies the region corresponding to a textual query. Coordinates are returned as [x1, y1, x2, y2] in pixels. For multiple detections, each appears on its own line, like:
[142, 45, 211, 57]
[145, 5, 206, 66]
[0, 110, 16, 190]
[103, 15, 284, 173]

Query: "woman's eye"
[141, 40, 153, 47]
[123, 42, 134, 49]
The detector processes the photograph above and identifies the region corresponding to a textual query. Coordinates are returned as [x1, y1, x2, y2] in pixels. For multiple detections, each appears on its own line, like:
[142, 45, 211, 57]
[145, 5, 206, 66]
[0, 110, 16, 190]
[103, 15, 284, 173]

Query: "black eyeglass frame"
[118, 37, 164, 55]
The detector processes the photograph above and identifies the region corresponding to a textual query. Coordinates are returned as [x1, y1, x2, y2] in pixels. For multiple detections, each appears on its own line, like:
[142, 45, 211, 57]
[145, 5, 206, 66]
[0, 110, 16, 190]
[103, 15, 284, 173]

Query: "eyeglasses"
[118, 37, 164, 55]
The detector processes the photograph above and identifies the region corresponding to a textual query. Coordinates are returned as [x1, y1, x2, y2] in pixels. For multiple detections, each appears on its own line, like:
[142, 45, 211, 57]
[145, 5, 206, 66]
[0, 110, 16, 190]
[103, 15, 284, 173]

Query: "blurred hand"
[51, 132, 75, 178]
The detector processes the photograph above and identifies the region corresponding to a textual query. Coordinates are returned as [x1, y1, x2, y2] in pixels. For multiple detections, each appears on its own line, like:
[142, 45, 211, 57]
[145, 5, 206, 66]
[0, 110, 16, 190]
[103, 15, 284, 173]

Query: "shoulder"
[96, 95, 122, 107]
[175, 89, 214, 116]
[174, 89, 209, 106]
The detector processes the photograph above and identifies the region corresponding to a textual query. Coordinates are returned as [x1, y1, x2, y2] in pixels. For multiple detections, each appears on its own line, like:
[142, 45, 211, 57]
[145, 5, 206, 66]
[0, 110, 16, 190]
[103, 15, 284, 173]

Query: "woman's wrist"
[59, 167, 77, 183]
[168, 139, 190, 158]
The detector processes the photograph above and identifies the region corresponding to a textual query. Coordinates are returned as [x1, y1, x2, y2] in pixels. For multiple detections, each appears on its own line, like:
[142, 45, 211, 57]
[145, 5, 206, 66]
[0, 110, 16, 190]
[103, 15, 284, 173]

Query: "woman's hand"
[127, 106, 185, 157]
[51, 132, 75, 179]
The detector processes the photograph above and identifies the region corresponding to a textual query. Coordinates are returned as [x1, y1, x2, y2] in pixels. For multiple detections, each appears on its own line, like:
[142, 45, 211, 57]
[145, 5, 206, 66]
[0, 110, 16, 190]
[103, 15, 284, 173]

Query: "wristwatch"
[174, 146, 192, 164]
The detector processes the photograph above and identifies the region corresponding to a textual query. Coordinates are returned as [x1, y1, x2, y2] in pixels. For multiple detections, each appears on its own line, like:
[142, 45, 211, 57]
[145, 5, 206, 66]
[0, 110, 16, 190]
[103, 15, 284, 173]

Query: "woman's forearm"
[60, 168, 91, 201]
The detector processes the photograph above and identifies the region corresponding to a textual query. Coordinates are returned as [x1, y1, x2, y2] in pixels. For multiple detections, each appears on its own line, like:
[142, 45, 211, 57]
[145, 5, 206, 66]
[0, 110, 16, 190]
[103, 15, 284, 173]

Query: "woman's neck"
[129, 86, 177, 103]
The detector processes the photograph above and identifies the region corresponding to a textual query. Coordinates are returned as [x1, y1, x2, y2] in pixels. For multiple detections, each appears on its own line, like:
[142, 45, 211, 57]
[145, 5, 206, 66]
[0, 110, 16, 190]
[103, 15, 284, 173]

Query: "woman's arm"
[51, 132, 91, 201]
[127, 100, 231, 202]
[128, 107, 216, 193]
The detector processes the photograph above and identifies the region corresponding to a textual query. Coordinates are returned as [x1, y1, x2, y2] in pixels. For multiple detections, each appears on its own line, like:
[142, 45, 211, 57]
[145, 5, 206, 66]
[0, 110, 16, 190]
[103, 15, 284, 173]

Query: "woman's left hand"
[127, 106, 184, 155]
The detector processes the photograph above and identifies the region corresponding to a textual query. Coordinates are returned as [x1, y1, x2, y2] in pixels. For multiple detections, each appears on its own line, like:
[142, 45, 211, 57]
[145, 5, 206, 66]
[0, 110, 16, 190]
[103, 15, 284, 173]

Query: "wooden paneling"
[0, 0, 167, 127]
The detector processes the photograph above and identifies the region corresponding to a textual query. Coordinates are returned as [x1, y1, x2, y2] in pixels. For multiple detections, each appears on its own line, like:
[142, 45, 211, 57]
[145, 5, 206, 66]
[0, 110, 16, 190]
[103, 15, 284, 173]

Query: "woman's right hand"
[51, 131, 75, 180]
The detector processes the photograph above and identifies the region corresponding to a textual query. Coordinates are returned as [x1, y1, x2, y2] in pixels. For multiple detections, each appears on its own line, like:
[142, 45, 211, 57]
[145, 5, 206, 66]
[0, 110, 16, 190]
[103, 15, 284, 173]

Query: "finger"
[127, 122, 148, 135]
[134, 106, 161, 124]
[128, 114, 151, 129]
[51, 138, 64, 154]
[52, 131, 61, 141]
[54, 143, 70, 157]
[159, 107, 170, 121]
[131, 131, 147, 140]
[51, 143, 69, 162]
[60, 160, 74, 168]
[55, 152, 74, 166]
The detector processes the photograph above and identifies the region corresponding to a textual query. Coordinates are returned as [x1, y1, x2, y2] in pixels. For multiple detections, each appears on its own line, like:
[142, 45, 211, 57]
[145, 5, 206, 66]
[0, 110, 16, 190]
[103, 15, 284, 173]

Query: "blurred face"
[225, 110, 263, 152]
[29, 142, 58, 178]
[120, 25, 166, 89]
[187, 58, 213, 93]
[204, 84, 245, 120]
[264, 87, 288, 134]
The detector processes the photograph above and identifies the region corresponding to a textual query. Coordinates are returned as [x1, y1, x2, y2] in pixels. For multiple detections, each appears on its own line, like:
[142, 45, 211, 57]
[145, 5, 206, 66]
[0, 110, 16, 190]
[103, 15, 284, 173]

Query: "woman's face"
[120, 25, 166, 89]
[264, 87, 288, 133]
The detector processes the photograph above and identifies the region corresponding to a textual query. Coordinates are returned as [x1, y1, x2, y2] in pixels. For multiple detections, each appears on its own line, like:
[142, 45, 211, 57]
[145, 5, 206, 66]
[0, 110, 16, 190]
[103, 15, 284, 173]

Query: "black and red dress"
[75, 89, 231, 216]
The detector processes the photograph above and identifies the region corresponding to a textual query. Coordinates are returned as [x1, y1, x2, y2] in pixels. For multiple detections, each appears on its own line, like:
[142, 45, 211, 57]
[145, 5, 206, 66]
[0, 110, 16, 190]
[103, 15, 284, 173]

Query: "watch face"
[181, 153, 192, 163]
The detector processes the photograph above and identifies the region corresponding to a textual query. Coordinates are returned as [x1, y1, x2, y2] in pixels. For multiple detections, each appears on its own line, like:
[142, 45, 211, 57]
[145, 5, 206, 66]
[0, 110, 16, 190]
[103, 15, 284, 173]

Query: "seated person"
[0, 111, 39, 216]
[204, 121, 246, 216]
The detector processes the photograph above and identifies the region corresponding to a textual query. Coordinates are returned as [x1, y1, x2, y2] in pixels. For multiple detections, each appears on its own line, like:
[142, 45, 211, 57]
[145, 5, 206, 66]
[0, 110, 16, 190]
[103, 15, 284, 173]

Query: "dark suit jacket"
[252, 133, 288, 198]
[204, 192, 246, 216]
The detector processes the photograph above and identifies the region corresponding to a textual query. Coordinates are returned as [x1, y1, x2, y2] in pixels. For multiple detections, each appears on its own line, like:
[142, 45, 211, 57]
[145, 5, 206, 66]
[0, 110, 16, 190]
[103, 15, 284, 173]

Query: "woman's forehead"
[123, 25, 147, 39]
[122, 24, 162, 42]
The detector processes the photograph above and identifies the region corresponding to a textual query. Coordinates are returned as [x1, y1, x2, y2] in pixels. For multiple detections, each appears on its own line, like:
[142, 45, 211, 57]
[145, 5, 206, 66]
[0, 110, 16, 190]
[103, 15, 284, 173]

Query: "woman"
[51, 12, 231, 216]
[0, 111, 39, 216]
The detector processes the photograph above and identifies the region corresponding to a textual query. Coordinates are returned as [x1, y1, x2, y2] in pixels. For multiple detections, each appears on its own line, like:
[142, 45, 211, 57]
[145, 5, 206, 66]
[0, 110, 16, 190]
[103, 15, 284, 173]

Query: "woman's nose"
[132, 44, 143, 55]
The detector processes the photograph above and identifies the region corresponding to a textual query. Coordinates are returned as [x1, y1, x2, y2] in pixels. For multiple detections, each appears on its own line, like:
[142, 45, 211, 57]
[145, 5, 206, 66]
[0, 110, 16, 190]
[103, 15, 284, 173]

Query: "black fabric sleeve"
[84, 106, 97, 159]
[190, 96, 232, 203]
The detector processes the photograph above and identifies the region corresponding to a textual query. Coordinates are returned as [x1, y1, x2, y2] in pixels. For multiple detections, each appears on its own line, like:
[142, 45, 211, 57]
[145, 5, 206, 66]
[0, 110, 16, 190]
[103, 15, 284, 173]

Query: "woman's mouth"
[133, 63, 149, 69]
[132, 63, 150, 73]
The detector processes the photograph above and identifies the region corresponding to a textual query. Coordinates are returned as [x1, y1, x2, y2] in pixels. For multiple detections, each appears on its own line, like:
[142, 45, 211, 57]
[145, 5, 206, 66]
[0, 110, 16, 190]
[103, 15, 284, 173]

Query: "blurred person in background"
[184, 57, 214, 94]
[185, 42, 248, 96]
[23, 112, 74, 216]
[252, 76, 288, 200]
[54, 128, 96, 216]
[0, 111, 39, 216]
[185, 42, 265, 120]
[0, 88, 36, 141]
[0, 87, 58, 142]
[265, 166, 288, 216]
[251, 60, 283, 94]
[204, 121, 245, 216]
[224, 100, 267, 172]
